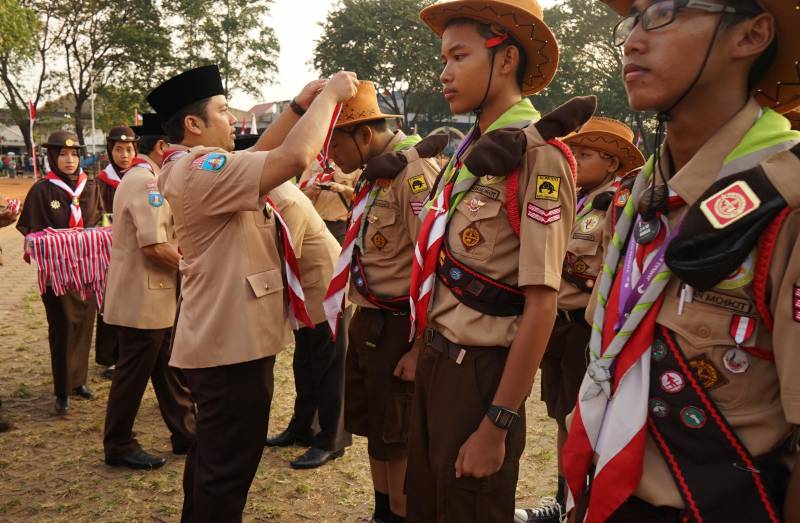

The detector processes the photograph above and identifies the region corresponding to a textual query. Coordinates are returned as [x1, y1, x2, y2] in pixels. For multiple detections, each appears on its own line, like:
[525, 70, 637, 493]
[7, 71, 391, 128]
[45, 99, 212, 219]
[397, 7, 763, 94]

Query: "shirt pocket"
[147, 272, 176, 291]
[364, 206, 402, 257]
[448, 197, 503, 262]
[252, 205, 275, 228]
[246, 268, 284, 299]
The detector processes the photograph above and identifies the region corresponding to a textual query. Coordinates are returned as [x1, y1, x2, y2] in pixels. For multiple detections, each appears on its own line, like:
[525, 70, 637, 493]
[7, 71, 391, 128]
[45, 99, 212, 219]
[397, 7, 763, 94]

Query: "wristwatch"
[486, 405, 519, 430]
[289, 98, 306, 116]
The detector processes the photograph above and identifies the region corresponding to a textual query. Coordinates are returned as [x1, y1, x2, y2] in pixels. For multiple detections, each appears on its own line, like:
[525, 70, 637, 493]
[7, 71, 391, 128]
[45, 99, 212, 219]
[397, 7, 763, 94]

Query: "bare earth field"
[0, 193, 557, 522]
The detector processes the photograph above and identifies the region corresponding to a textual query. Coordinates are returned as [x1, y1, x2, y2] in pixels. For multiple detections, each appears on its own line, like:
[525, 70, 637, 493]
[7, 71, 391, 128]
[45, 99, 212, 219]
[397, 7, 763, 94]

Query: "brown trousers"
[180, 356, 275, 523]
[103, 326, 195, 459]
[94, 314, 119, 366]
[41, 289, 96, 396]
[406, 334, 527, 523]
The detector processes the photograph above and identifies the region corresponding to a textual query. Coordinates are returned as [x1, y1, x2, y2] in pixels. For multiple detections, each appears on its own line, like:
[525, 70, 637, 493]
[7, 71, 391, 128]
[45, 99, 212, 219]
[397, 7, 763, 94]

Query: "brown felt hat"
[563, 116, 645, 175]
[335, 81, 403, 128]
[600, 0, 800, 113]
[786, 109, 800, 131]
[107, 126, 139, 143]
[420, 0, 559, 96]
[42, 131, 85, 149]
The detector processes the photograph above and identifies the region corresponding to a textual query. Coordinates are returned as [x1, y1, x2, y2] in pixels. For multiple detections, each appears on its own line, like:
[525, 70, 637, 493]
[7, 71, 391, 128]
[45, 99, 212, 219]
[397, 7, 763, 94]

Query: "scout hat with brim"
[107, 125, 139, 143]
[335, 81, 403, 129]
[600, 0, 800, 113]
[420, 0, 559, 96]
[131, 113, 166, 137]
[563, 116, 645, 174]
[147, 65, 225, 122]
[42, 131, 85, 149]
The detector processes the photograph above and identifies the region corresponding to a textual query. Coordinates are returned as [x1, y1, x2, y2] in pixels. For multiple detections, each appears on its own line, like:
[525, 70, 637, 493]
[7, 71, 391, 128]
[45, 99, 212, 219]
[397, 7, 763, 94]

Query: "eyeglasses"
[613, 0, 758, 47]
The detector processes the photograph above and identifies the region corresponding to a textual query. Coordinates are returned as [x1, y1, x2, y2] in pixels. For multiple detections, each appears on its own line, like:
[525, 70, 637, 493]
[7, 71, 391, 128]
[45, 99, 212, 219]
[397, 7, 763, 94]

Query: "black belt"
[358, 307, 409, 349]
[424, 328, 506, 366]
[557, 308, 586, 323]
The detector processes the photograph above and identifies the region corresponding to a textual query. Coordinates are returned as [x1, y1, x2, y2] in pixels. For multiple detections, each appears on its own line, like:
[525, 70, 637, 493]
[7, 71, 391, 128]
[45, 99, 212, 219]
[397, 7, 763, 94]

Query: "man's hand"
[455, 417, 506, 478]
[323, 71, 359, 103]
[302, 183, 322, 202]
[0, 198, 20, 228]
[295, 79, 328, 112]
[393, 340, 422, 382]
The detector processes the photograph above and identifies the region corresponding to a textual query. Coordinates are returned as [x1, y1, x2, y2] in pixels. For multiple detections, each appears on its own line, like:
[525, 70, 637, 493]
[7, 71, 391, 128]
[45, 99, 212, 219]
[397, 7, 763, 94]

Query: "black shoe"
[105, 450, 166, 470]
[172, 441, 192, 455]
[265, 429, 313, 447]
[55, 396, 69, 415]
[72, 385, 94, 400]
[290, 447, 345, 469]
[514, 497, 565, 523]
[101, 366, 114, 380]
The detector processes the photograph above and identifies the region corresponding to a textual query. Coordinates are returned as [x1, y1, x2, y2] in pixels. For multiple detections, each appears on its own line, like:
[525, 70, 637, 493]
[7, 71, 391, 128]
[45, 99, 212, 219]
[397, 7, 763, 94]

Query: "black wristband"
[486, 405, 519, 430]
[290, 98, 306, 116]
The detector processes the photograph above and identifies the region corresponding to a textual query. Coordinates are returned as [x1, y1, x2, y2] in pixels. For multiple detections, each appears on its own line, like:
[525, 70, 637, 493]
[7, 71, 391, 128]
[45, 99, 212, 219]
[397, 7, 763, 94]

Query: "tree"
[313, 0, 449, 132]
[168, 0, 280, 98]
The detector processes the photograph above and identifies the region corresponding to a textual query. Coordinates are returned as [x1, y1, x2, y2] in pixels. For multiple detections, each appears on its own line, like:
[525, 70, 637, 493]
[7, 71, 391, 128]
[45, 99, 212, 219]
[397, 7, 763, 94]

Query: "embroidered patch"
[715, 250, 755, 290]
[467, 197, 485, 216]
[680, 406, 707, 429]
[439, 250, 446, 267]
[372, 200, 391, 208]
[148, 192, 164, 208]
[580, 214, 601, 234]
[371, 231, 388, 250]
[794, 286, 800, 323]
[471, 185, 501, 200]
[408, 174, 429, 194]
[572, 232, 595, 241]
[527, 203, 561, 224]
[700, 180, 761, 229]
[466, 280, 485, 296]
[651, 340, 668, 361]
[535, 175, 561, 201]
[410, 201, 424, 216]
[659, 370, 685, 394]
[460, 226, 482, 249]
[649, 398, 669, 419]
[688, 289, 753, 315]
[145, 181, 158, 190]
[689, 354, 727, 391]
[449, 268, 463, 281]
[376, 178, 392, 195]
[50, 200, 61, 210]
[573, 258, 588, 275]
[197, 153, 227, 172]
[614, 188, 630, 208]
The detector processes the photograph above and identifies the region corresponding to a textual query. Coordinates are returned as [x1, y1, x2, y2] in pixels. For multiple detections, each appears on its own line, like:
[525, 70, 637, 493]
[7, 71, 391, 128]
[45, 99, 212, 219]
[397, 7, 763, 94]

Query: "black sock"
[374, 491, 391, 522]
[387, 510, 406, 523]
[556, 475, 566, 508]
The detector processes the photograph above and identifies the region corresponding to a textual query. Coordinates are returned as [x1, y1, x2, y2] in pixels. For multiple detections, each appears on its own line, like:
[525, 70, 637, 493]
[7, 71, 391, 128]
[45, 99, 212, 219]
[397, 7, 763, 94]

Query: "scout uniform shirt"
[349, 131, 438, 309]
[428, 124, 576, 347]
[626, 100, 800, 509]
[299, 164, 359, 222]
[158, 146, 288, 369]
[103, 154, 177, 330]
[269, 181, 339, 326]
[558, 177, 616, 311]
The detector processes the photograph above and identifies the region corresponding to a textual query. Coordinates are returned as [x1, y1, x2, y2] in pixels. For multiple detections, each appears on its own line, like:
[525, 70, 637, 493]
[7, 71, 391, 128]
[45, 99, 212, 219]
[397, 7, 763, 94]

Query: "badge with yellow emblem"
[371, 231, 388, 250]
[535, 175, 561, 202]
[460, 226, 482, 250]
[408, 175, 429, 194]
[50, 200, 61, 210]
[700, 180, 761, 229]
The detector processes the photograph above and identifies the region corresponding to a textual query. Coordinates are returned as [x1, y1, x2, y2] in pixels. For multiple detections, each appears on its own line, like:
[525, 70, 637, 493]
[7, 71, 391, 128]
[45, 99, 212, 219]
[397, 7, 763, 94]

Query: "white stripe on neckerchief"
[97, 163, 121, 188]
[45, 171, 88, 228]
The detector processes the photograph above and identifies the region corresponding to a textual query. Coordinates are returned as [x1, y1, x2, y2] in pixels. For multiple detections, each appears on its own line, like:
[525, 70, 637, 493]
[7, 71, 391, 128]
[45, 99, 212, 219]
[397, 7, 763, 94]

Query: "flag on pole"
[134, 109, 143, 125]
[28, 100, 38, 179]
[250, 113, 258, 134]
[240, 113, 247, 134]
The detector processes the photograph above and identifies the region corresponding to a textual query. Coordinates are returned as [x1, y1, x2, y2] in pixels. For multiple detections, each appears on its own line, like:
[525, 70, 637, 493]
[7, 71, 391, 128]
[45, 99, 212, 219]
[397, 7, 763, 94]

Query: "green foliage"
[0, 0, 36, 58]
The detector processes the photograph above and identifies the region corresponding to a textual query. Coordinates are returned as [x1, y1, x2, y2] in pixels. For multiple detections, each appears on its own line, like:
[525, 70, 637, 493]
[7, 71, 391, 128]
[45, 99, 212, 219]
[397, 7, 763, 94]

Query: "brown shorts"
[406, 331, 526, 523]
[345, 307, 414, 461]
[540, 312, 590, 428]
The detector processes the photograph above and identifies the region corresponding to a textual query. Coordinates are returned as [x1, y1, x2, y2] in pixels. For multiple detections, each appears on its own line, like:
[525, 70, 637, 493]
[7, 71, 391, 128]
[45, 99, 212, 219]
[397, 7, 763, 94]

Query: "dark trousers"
[180, 356, 275, 523]
[287, 320, 351, 451]
[324, 220, 347, 245]
[103, 326, 195, 458]
[41, 289, 96, 396]
[95, 315, 119, 366]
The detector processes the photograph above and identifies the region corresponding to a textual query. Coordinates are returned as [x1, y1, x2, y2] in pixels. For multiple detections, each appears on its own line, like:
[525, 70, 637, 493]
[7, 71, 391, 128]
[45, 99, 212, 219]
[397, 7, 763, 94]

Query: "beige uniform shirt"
[429, 125, 576, 347]
[349, 132, 439, 308]
[270, 181, 339, 326]
[159, 145, 288, 369]
[620, 101, 800, 508]
[558, 178, 617, 311]
[104, 155, 177, 329]
[299, 164, 359, 222]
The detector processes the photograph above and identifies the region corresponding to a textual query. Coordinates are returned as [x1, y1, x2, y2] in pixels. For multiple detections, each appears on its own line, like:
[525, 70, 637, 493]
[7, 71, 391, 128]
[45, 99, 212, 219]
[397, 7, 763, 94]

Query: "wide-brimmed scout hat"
[600, 0, 800, 113]
[42, 131, 85, 149]
[335, 81, 402, 128]
[563, 116, 645, 174]
[107, 125, 139, 143]
[131, 113, 166, 137]
[786, 109, 800, 131]
[420, 0, 559, 96]
[147, 65, 226, 122]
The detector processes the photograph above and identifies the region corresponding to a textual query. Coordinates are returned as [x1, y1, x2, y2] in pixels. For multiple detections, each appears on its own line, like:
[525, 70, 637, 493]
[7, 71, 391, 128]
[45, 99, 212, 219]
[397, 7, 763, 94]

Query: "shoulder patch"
[614, 187, 631, 208]
[194, 152, 228, 172]
[407, 174, 429, 194]
[410, 201, 424, 216]
[148, 191, 164, 207]
[700, 180, 761, 229]
[535, 175, 561, 201]
[527, 202, 561, 224]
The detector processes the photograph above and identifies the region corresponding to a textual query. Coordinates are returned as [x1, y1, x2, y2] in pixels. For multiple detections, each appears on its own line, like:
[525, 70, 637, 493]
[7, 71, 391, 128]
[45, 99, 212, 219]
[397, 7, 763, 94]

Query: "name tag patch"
[471, 185, 501, 200]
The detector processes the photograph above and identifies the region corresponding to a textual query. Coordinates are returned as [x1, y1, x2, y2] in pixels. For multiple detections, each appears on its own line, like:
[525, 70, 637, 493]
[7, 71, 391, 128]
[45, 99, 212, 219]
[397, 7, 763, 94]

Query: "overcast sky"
[231, 0, 557, 111]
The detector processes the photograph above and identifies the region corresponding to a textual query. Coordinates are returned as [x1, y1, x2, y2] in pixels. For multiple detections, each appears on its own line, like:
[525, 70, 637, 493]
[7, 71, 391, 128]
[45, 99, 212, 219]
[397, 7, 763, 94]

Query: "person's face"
[57, 148, 80, 175]
[330, 126, 372, 174]
[189, 95, 237, 151]
[572, 145, 618, 188]
[439, 23, 494, 115]
[111, 142, 135, 169]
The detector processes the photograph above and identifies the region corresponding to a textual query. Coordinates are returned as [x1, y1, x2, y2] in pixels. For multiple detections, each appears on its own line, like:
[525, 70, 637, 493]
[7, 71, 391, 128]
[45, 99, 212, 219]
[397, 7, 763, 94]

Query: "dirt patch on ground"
[0, 177, 35, 202]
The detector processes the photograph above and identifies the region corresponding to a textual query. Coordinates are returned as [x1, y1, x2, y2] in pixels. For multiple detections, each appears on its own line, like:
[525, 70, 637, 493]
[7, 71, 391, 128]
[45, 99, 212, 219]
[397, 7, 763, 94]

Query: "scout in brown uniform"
[298, 162, 358, 243]
[563, 1, 800, 521]
[266, 181, 352, 468]
[323, 80, 441, 523]
[101, 141, 196, 470]
[147, 65, 358, 522]
[517, 117, 644, 523]
[16, 131, 103, 414]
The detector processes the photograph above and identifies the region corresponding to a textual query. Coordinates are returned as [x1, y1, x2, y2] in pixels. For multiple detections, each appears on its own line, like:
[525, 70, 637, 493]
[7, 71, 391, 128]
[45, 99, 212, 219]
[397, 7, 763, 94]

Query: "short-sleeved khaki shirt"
[299, 164, 359, 222]
[159, 145, 288, 369]
[429, 125, 576, 347]
[104, 155, 177, 329]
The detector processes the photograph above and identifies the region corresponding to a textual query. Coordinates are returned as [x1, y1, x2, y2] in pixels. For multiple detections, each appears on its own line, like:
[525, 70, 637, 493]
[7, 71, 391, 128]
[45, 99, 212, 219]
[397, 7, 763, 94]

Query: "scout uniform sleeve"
[128, 173, 170, 247]
[186, 150, 268, 216]
[397, 160, 434, 243]
[518, 144, 576, 289]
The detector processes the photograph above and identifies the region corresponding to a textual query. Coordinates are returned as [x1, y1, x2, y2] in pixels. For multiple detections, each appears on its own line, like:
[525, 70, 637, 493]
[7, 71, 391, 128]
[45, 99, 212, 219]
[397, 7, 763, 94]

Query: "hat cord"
[348, 131, 366, 169]
[473, 32, 509, 119]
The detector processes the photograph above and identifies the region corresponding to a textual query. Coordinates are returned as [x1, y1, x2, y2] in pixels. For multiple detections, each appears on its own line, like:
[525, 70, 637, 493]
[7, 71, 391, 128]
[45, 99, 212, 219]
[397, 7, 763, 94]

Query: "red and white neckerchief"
[264, 196, 314, 330]
[125, 157, 154, 175]
[322, 181, 375, 338]
[45, 171, 88, 228]
[298, 104, 342, 190]
[161, 148, 189, 168]
[97, 163, 121, 189]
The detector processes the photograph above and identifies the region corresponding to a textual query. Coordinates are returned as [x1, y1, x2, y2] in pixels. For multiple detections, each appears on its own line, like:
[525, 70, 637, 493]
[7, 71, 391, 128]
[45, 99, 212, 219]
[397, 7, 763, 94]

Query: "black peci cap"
[146, 65, 225, 121]
[131, 113, 166, 137]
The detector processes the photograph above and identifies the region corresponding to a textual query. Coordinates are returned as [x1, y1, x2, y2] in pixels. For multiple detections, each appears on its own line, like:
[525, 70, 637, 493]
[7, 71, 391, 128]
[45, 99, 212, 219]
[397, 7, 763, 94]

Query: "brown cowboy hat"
[563, 116, 646, 174]
[420, 0, 559, 96]
[335, 81, 403, 128]
[600, 0, 800, 113]
[42, 131, 85, 149]
[786, 109, 800, 131]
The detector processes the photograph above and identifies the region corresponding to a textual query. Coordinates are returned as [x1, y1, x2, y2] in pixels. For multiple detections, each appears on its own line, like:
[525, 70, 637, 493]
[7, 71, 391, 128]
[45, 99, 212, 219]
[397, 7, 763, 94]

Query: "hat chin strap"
[349, 131, 366, 170]
[472, 33, 509, 118]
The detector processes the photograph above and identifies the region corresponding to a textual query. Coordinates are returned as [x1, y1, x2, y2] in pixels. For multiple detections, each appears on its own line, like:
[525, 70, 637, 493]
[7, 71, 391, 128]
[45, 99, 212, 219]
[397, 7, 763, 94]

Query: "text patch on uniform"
[535, 175, 561, 201]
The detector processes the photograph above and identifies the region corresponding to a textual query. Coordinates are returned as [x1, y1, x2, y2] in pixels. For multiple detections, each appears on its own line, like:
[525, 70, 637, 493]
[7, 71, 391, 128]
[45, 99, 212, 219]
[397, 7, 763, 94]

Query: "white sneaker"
[514, 497, 565, 523]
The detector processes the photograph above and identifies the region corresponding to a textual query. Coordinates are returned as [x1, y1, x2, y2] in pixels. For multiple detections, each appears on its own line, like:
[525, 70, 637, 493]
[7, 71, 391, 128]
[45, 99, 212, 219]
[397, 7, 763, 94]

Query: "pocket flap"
[455, 197, 503, 223]
[147, 273, 176, 290]
[246, 269, 283, 298]
[367, 206, 398, 228]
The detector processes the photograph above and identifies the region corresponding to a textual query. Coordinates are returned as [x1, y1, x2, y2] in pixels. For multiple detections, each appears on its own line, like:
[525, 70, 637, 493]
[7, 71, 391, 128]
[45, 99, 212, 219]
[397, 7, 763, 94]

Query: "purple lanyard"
[577, 194, 590, 215]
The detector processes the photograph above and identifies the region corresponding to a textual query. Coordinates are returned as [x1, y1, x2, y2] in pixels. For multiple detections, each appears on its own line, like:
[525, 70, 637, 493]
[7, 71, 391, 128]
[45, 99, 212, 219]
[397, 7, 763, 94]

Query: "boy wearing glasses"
[563, 1, 800, 522]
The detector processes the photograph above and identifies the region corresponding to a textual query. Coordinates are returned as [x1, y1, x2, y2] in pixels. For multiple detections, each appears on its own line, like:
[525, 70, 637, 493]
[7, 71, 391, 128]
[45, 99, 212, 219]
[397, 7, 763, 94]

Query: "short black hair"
[138, 135, 168, 155]
[340, 118, 389, 135]
[444, 18, 527, 88]
[720, 0, 777, 91]
[161, 97, 212, 143]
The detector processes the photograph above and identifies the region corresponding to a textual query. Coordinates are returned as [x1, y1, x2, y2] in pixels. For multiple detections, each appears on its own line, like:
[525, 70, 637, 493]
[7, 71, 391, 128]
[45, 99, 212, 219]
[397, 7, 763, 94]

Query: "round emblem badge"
[449, 268, 463, 281]
[355, 277, 364, 287]
[680, 406, 707, 429]
[635, 217, 661, 245]
[580, 215, 600, 233]
[573, 259, 589, 274]
[659, 371, 685, 394]
[615, 188, 630, 208]
[460, 226, 482, 249]
[50, 200, 61, 210]
[651, 340, 668, 361]
[64, 139, 75, 147]
[649, 398, 670, 418]
[713, 192, 747, 221]
[723, 348, 750, 374]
